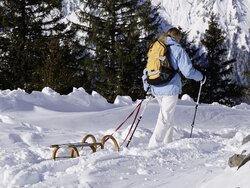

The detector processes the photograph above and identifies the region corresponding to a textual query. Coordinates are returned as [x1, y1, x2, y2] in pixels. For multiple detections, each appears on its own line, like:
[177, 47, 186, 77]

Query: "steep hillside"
[153, 0, 249, 47]
[62, 0, 250, 84]
[152, 0, 250, 84]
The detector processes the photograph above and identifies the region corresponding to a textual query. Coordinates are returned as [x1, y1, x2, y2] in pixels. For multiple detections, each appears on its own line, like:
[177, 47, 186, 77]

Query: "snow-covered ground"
[1, 87, 250, 188]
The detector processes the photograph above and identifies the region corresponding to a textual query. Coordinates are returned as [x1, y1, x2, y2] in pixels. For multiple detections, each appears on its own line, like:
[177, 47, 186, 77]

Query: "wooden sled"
[50, 134, 119, 160]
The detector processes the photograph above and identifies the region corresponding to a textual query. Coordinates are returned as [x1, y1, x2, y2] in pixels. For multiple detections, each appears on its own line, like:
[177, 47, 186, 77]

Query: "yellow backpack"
[146, 40, 177, 85]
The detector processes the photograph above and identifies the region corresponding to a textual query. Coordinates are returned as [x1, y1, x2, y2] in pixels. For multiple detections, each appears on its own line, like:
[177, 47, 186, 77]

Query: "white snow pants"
[148, 95, 178, 148]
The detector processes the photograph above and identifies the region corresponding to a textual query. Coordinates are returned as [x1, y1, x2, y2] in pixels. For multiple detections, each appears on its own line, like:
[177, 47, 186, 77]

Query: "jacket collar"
[166, 36, 180, 46]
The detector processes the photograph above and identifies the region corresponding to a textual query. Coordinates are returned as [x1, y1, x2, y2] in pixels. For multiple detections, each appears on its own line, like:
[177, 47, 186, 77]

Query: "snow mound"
[233, 103, 250, 111]
[0, 87, 124, 112]
[114, 96, 133, 106]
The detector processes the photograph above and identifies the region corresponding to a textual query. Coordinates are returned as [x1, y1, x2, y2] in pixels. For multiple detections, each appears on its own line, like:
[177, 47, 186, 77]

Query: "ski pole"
[119, 86, 151, 147]
[189, 81, 203, 138]
[126, 95, 152, 148]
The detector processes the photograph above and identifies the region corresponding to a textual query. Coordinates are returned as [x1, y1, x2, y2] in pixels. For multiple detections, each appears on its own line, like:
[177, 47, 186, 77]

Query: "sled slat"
[50, 142, 102, 148]
[50, 142, 103, 160]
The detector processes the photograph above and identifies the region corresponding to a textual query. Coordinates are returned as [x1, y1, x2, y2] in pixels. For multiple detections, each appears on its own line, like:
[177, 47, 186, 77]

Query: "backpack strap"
[157, 40, 167, 49]
[164, 43, 180, 73]
[147, 70, 161, 77]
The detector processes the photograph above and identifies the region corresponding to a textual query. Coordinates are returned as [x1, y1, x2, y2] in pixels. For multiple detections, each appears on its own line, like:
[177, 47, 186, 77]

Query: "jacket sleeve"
[176, 47, 203, 81]
[142, 68, 150, 91]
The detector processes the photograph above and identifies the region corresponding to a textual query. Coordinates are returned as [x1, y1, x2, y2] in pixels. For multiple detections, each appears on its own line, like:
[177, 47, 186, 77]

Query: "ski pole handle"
[196, 81, 203, 105]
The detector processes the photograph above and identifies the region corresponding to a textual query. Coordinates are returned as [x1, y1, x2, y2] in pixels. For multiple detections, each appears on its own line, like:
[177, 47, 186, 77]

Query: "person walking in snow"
[143, 27, 206, 148]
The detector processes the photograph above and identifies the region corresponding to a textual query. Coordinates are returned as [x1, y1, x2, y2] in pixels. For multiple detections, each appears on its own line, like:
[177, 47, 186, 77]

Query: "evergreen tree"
[200, 13, 243, 106]
[0, 0, 78, 93]
[0, 1, 9, 89]
[243, 60, 250, 102]
[75, 0, 159, 102]
[34, 23, 82, 94]
[34, 36, 79, 94]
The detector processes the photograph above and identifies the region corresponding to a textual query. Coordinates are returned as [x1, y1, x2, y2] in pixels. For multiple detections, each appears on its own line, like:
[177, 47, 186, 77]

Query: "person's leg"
[148, 96, 165, 147]
[148, 95, 178, 148]
[162, 95, 178, 144]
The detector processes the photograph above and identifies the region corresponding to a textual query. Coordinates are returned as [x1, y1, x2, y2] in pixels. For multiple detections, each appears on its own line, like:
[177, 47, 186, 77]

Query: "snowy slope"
[1, 88, 250, 187]
[153, 0, 250, 49]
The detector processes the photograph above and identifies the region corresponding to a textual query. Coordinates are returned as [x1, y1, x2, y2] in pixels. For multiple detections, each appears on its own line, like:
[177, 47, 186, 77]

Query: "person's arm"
[176, 47, 203, 81]
[142, 68, 150, 91]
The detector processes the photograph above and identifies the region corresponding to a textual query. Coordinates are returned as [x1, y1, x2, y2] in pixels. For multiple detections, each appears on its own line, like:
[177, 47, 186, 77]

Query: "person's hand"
[146, 90, 154, 98]
[201, 75, 206, 85]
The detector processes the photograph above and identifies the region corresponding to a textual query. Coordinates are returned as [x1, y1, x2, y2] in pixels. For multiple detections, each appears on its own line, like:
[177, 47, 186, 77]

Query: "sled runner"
[50, 134, 119, 160]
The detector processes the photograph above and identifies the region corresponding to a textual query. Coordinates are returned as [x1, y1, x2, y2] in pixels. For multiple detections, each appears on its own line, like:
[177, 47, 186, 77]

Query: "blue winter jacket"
[142, 36, 203, 96]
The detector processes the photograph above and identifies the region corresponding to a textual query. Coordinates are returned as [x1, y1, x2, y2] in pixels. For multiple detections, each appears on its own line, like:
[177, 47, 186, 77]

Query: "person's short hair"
[167, 27, 182, 41]
[158, 27, 182, 42]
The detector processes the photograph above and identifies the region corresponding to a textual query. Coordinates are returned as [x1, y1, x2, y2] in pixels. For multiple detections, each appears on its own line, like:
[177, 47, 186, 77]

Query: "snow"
[1, 87, 250, 188]
[152, 0, 250, 50]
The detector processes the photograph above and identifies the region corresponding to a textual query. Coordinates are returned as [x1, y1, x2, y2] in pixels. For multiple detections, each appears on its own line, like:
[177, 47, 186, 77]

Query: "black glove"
[201, 75, 206, 85]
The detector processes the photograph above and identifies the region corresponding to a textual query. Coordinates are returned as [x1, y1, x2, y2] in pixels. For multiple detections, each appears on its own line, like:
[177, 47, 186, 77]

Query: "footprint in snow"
[0, 115, 16, 124]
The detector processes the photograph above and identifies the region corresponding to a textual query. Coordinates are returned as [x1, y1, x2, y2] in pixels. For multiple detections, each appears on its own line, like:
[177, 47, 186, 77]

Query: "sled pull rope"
[105, 86, 150, 147]
[120, 102, 142, 147]
[113, 101, 143, 133]
[102, 100, 143, 146]
[126, 96, 152, 147]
